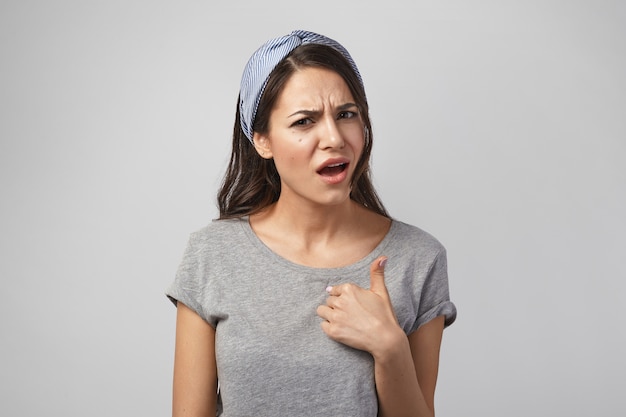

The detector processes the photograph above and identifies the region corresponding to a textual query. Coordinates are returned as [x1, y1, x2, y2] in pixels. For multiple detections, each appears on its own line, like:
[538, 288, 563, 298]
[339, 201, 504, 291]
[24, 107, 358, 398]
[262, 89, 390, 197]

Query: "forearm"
[373, 330, 434, 417]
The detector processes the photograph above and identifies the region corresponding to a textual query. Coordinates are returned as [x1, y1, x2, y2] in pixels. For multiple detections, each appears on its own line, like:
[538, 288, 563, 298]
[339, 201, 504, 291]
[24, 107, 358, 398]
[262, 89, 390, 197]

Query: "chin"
[315, 190, 353, 207]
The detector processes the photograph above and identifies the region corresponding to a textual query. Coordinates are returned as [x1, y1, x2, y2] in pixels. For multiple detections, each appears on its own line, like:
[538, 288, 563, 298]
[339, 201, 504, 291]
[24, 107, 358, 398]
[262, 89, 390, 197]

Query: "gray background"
[1, 0, 624, 416]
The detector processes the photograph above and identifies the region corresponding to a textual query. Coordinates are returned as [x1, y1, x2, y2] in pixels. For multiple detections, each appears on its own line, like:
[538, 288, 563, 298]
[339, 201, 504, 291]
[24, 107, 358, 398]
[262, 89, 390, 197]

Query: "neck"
[259, 197, 359, 243]
[248, 192, 390, 268]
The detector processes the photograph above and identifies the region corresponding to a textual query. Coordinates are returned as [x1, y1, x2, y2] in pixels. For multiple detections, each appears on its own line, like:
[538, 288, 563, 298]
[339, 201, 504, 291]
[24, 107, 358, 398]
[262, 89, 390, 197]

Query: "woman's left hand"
[316, 256, 404, 357]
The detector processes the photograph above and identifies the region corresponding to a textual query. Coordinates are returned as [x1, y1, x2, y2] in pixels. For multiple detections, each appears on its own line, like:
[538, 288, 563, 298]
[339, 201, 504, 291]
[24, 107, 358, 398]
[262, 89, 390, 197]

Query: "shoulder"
[181, 218, 253, 261]
[188, 217, 248, 245]
[387, 219, 446, 258]
[177, 217, 258, 274]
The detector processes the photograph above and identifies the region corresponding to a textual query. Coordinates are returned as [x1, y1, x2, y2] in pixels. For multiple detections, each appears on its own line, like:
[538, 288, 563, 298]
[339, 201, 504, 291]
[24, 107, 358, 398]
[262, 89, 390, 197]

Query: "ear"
[252, 132, 273, 159]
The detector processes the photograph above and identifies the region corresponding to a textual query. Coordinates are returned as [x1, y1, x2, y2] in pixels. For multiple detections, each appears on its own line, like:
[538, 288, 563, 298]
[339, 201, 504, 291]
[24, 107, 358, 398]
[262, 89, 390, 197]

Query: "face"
[254, 67, 365, 208]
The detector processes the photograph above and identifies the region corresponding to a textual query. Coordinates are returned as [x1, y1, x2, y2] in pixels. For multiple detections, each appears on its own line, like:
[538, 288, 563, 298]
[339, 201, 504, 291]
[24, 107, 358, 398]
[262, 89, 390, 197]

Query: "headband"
[238, 29, 364, 142]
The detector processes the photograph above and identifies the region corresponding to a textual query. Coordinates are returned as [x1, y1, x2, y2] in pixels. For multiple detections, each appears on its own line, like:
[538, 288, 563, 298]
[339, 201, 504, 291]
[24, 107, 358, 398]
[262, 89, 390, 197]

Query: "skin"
[172, 67, 446, 417]
[172, 302, 217, 417]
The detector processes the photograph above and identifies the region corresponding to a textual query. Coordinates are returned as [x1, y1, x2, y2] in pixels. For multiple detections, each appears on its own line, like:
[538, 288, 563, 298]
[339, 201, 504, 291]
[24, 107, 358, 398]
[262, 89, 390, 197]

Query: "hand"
[316, 256, 404, 357]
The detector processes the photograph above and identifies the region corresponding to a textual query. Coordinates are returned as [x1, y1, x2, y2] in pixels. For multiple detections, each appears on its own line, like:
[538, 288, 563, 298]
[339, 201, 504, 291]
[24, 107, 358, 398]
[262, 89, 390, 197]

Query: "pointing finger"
[369, 256, 388, 295]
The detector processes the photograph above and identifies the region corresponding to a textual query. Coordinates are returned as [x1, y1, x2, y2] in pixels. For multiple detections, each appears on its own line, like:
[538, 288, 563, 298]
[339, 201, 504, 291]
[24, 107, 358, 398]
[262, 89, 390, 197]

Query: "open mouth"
[317, 162, 348, 177]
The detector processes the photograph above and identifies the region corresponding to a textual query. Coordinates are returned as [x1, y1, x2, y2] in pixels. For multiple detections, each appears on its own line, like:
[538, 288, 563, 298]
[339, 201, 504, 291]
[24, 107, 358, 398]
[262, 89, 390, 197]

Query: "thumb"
[369, 256, 388, 295]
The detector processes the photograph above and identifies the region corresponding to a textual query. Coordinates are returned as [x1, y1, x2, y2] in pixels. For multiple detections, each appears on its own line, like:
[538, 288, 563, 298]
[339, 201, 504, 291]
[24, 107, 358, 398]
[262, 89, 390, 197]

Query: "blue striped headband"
[239, 29, 364, 142]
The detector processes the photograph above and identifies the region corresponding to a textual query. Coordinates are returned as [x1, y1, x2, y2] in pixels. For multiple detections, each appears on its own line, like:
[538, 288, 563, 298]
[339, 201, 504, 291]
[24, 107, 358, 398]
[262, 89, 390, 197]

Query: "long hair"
[218, 44, 388, 219]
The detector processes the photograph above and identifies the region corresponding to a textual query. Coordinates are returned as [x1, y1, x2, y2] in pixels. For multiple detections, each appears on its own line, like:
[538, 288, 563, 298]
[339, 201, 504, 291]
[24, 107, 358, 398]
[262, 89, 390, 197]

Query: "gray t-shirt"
[166, 217, 456, 416]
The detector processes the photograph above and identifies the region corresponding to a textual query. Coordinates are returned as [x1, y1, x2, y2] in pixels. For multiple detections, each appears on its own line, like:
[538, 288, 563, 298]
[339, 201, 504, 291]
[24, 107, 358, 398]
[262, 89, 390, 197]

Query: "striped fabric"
[238, 29, 364, 142]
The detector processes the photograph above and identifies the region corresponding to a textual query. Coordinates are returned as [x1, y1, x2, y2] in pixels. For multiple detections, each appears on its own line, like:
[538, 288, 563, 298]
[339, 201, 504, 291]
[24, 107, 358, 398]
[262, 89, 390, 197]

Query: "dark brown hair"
[218, 44, 388, 219]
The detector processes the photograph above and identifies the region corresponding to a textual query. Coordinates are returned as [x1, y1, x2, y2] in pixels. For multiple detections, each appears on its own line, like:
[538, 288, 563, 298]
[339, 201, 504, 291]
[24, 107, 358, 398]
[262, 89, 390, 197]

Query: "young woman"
[167, 30, 456, 417]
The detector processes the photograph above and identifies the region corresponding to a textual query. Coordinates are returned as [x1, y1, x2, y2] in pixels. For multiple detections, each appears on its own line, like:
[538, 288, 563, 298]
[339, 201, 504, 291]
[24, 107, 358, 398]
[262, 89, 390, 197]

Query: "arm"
[172, 302, 218, 417]
[374, 316, 445, 417]
[317, 257, 446, 417]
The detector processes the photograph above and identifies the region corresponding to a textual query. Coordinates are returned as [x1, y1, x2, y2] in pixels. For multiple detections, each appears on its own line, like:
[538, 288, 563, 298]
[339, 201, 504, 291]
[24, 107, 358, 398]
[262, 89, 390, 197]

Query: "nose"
[318, 116, 345, 149]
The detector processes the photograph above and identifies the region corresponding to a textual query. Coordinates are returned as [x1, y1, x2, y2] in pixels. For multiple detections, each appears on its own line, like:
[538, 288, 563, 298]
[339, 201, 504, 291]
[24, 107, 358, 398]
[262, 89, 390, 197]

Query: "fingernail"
[378, 258, 388, 268]
[325, 286, 333, 293]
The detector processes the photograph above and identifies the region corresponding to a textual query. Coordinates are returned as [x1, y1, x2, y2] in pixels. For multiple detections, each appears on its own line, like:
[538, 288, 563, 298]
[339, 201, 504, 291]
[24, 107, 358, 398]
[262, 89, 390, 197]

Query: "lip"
[316, 157, 350, 173]
[316, 157, 351, 185]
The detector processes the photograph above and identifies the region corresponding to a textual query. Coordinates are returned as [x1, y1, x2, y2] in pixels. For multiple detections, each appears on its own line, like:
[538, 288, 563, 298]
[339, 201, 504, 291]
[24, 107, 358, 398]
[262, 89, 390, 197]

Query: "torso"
[166, 217, 455, 416]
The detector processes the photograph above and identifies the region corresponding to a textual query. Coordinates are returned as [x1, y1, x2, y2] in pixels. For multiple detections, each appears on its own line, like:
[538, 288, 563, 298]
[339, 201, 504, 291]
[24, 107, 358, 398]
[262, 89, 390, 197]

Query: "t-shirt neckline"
[238, 216, 398, 274]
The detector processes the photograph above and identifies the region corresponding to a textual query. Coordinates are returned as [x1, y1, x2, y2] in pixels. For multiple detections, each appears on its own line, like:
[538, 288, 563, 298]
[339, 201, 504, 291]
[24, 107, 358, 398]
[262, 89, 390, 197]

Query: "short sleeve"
[411, 248, 457, 333]
[165, 233, 217, 328]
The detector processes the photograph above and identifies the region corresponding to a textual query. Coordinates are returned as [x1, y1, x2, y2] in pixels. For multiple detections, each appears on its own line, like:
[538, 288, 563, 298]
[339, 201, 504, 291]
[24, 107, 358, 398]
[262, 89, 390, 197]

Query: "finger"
[324, 294, 338, 309]
[319, 319, 332, 336]
[325, 284, 343, 297]
[369, 256, 388, 295]
[316, 304, 332, 321]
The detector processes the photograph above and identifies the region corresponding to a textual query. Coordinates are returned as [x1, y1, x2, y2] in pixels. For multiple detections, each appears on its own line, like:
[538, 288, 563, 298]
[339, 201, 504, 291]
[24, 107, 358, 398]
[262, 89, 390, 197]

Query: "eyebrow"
[287, 102, 358, 118]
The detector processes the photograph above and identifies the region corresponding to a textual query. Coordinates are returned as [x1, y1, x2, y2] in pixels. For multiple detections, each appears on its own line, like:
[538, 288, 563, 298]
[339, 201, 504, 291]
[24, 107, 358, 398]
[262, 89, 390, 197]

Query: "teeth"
[327, 163, 345, 168]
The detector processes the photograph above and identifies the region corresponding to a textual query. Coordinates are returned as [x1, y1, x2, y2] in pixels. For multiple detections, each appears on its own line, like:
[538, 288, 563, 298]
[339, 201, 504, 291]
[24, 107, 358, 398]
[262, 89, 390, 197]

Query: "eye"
[338, 110, 357, 119]
[291, 118, 313, 128]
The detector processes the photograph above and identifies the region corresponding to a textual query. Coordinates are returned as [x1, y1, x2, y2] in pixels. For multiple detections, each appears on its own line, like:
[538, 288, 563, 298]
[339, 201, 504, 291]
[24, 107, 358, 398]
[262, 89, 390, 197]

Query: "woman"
[167, 30, 456, 417]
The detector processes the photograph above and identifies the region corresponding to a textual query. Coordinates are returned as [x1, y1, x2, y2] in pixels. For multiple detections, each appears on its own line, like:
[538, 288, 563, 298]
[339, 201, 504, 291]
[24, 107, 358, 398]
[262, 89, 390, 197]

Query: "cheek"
[275, 135, 317, 158]
[271, 147, 308, 176]
[345, 125, 365, 154]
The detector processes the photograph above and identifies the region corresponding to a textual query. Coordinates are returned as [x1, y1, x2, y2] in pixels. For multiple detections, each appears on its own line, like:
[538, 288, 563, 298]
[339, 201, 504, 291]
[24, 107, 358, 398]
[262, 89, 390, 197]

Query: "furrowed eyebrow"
[287, 103, 358, 118]
[287, 109, 320, 119]
[337, 102, 358, 111]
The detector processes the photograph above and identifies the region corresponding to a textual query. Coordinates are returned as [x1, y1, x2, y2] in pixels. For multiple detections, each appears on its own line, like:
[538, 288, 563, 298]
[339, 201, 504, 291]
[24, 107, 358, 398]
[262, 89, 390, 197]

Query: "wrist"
[370, 325, 408, 363]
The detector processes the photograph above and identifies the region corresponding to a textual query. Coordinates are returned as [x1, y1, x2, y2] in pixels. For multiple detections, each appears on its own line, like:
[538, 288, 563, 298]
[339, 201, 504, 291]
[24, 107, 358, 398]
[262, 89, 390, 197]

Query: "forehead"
[274, 67, 355, 110]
